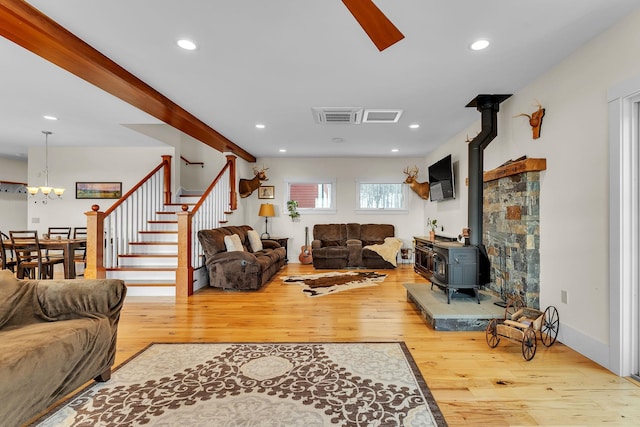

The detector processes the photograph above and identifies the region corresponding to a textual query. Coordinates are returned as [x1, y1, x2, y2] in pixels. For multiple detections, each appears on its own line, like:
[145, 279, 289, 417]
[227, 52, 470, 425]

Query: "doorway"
[608, 76, 640, 378]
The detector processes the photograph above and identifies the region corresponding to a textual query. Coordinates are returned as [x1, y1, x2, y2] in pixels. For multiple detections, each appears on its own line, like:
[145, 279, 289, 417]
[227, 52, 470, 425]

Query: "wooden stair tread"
[118, 254, 177, 258]
[139, 230, 178, 234]
[122, 280, 176, 287]
[148, 220, 178, 224]
[129, 242, 178, 245]
[106, 266, 177, 271]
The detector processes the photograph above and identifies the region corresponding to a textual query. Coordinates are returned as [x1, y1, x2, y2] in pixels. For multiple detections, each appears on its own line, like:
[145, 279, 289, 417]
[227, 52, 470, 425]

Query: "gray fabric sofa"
[197, 225, 286, 290]
[311, 223, 397, 269]
[0, 270, 126, 427]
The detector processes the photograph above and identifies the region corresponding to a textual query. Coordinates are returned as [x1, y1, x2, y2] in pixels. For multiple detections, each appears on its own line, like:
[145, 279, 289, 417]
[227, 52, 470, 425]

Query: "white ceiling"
[1, 0, 638, 161]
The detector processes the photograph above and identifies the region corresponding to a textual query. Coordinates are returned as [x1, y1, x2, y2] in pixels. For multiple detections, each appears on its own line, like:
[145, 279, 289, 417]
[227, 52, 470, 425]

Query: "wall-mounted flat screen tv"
[428, 154, 455, 201]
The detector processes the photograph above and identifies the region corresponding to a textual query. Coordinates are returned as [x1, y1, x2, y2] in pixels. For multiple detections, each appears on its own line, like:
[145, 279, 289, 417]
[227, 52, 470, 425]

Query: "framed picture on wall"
[75, 182, 122, 199]
[258, 185, 275, 199]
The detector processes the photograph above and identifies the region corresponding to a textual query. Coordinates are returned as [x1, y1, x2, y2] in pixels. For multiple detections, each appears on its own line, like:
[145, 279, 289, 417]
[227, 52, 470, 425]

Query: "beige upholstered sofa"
[197, 225, 286, 290]
[0, 270, 126, 426]
[311, 223, 399, 269]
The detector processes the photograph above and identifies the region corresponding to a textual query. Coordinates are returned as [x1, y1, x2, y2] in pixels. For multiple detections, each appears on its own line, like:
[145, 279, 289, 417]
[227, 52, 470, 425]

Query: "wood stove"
[414, 236, 479, 304]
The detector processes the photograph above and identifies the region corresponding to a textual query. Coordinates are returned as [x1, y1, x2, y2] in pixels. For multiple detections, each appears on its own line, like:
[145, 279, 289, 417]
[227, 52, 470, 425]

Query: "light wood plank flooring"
[115, 264, 639, 426]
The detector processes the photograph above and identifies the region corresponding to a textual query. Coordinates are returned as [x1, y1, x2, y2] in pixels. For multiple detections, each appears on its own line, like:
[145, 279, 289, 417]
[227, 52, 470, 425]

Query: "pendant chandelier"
[26, 131, 65, 202]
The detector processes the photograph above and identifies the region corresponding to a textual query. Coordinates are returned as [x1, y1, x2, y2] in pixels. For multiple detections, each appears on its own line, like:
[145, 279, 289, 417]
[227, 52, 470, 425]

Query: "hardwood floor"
[116, 264, 639, 426]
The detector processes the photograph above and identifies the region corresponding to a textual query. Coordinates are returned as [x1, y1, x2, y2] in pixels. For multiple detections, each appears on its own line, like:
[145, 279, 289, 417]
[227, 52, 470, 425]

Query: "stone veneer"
[483, 170, 541, 309]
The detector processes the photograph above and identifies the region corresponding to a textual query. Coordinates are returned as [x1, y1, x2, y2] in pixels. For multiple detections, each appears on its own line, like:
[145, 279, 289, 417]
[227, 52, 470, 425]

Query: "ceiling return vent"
[362, 109, 403, 123]
[312, 107, 363, 124]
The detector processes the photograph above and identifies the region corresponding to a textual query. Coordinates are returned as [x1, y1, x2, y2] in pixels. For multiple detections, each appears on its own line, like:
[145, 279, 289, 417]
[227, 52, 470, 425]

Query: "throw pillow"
[247, 229, 263, 252]
[224, 234, 244, 252]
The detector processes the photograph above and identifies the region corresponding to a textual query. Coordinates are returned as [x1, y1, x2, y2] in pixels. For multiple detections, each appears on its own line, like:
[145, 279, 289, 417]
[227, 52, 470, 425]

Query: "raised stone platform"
[404, 283, 505, 331]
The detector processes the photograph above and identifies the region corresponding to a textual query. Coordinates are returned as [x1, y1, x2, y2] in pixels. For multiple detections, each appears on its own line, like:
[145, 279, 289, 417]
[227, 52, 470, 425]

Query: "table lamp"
[258, 203, 275, 238]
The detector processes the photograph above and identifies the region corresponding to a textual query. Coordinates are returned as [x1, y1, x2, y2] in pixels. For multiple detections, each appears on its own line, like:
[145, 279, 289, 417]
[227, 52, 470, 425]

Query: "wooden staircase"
[85, 154, 238, 297]
[105, 194, 231, 296]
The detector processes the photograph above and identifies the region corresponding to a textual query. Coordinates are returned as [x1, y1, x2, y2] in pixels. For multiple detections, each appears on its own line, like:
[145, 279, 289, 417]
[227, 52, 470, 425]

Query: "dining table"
[2, 237, 87, 279]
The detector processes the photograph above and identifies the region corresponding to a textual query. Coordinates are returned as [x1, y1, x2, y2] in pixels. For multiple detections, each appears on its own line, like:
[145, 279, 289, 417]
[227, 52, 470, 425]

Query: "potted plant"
[427, 217, 438, 241]
[287, 200, 300, 222]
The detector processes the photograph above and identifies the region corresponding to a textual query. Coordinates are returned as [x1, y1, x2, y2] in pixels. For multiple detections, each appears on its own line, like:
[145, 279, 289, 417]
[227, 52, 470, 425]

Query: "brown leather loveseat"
[311, 223, 398, 269]
[197, 225, 286, 290]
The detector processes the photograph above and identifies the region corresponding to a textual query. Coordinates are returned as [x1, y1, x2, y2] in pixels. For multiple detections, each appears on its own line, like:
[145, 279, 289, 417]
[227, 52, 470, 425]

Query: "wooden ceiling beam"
[342, 0, 404, 52]
[0, 0, 256, 163]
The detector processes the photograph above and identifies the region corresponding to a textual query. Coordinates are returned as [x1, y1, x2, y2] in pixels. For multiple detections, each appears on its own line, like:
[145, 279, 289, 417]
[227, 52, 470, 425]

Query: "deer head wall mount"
[239, 166, 268, 198]
[403, 166, 430, 200]
[514, 101, 545, 139]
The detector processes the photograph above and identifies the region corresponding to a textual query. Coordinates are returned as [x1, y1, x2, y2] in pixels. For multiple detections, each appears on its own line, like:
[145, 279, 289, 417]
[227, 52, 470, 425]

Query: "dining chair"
[73, 227, 87, 274]
[46, 227, 72, 261]
[1, 231, 17, 272]
[48, 227, 72, 239]
[10, 230, 64, 279]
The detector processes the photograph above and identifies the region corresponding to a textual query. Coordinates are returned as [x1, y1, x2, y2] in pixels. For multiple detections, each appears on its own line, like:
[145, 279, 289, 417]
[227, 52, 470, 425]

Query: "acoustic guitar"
[299, 226, 313, 264]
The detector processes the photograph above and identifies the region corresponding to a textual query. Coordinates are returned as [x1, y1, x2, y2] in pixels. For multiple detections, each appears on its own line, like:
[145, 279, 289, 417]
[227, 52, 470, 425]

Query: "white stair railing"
[83, 156, 172, 280]
[190, 160, 233, 268]
[104, 171, 165, 267]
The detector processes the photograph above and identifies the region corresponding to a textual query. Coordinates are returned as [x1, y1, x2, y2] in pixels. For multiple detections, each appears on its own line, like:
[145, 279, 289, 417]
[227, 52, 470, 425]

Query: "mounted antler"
[514, 101, 545, 139]
[403, 165, 430, 200]
[465, 131, 481, 143]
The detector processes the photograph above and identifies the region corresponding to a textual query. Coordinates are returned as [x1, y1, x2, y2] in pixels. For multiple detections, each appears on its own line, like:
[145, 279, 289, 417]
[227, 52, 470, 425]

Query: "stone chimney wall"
[483, 170, 541, 309]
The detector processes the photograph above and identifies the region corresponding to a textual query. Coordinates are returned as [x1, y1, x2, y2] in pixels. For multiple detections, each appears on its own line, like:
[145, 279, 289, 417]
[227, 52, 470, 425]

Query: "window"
[356, 181, 407, 213]
[286, 178, 336, 213]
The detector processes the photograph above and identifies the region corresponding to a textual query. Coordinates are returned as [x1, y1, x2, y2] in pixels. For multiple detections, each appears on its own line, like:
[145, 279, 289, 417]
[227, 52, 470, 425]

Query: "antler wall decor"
[514, 101, 545, 139]
[465, 131, 481, 143]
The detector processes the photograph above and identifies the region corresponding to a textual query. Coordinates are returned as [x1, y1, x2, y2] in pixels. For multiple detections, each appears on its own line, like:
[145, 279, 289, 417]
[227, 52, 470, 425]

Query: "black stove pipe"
[466, 94, 511, 284]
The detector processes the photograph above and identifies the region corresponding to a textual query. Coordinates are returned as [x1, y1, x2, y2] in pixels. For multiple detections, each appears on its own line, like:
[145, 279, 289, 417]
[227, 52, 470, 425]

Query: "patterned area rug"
[282, 271, 387, 297]
[32, 342, 447, 427]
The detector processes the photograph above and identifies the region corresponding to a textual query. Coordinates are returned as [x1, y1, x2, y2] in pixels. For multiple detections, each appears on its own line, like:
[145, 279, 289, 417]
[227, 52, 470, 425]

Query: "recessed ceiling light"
[332, 137, 344, 143]
[255, 123, 265, 129]
[43, 115, 58, 121]
[177, 39, 197, 50]
[470, 39, 490, 51]
[279, 149, 287, 153]
[391, 149, 399, 152]
[409, 124, 419, 129]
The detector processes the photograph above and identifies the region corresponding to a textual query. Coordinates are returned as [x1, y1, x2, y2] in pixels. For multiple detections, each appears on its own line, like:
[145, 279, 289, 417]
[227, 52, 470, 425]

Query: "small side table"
[262, 237, 289, 263]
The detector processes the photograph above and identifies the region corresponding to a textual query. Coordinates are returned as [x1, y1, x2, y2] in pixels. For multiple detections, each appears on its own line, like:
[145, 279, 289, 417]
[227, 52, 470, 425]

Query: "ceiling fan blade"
[342, 0, 404, 51]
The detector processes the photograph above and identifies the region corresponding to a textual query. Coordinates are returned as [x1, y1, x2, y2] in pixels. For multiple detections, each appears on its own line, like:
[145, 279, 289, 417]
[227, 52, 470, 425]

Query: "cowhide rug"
[282, 271, 386, 297]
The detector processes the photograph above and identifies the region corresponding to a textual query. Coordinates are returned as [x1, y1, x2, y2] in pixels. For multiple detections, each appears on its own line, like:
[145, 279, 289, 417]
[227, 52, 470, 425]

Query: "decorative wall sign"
[75, 182, 122, 199]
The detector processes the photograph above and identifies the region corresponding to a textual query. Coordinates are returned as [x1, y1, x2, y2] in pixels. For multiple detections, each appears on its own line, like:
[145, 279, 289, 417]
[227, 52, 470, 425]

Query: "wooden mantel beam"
[0, 0, 256, 163]
[483, 158, 547, 182]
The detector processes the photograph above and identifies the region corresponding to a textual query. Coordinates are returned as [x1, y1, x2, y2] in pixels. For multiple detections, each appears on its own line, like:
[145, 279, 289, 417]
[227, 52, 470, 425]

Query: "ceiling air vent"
[362, 109, 403, 123]
[312, 107, 363, 124]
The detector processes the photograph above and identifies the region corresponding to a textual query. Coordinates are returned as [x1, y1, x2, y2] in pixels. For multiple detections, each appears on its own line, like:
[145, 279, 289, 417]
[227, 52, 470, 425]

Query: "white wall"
[424, 9, 640, 371]
[180, 134, 229, 191]
[0, 156, 28, 232]
[242, 157, 427, 261]
[27, 146, 174, 233]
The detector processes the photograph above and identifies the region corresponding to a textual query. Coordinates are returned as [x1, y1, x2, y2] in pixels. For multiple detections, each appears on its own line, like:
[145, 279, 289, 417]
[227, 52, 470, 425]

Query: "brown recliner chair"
[311, 223, 396, 269]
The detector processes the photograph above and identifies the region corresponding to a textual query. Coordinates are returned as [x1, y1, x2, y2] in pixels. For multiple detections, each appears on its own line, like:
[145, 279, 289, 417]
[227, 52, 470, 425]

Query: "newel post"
[85, 204, 106, 279]
[162, 155, 172, 205]
[176, 206, 194, 297]
[226, 154, 237, 211]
